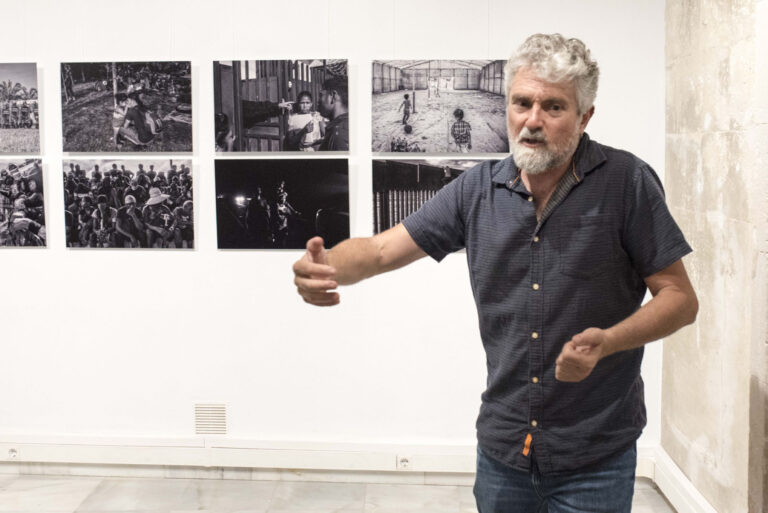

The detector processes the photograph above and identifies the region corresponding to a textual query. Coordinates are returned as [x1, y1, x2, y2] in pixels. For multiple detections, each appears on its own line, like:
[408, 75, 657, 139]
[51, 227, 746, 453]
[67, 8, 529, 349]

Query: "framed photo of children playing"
[213, 60, 348, 152]
[215, 159, 349, 249]
[63, 159, 193, 249]
[60, 62, 192, 153]
[371, 60, 509, 154]
[0, 63, 40, 154]
[0, 159, 46, 247]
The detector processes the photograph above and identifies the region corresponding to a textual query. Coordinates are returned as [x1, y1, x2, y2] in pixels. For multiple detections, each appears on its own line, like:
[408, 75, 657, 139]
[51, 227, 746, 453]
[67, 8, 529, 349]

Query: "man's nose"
[525, 104, 544, 130]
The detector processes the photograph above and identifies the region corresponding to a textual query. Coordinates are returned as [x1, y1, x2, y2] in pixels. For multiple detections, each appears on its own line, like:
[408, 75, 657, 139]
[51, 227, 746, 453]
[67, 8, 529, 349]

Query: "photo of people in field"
[61, 62, 192, 152]
[0, 64, 40, 154]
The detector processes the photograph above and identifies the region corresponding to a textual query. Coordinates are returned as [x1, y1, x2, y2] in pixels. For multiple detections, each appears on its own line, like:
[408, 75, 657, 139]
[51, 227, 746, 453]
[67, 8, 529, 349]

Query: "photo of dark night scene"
[215, 159, 349, 250]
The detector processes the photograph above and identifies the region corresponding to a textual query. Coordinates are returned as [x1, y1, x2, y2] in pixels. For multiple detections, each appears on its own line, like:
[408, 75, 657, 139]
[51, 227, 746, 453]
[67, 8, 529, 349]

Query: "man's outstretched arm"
[293, 224, 427, 307]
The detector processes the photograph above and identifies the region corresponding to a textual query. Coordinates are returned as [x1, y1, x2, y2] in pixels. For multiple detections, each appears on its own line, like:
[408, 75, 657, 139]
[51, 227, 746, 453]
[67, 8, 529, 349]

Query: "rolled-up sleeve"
[402, 174, 467, 262]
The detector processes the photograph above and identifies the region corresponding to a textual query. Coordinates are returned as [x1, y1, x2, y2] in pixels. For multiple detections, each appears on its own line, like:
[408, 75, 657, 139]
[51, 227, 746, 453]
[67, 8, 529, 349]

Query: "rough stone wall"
[663, 1, 767, 512]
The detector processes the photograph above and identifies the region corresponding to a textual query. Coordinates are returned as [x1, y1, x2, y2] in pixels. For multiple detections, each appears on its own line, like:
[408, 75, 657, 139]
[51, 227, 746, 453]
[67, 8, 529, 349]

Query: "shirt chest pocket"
[553, 214, 621, 279]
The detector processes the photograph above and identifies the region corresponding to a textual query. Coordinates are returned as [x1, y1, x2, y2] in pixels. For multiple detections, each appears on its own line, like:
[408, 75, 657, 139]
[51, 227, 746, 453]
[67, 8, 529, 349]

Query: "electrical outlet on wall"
[396, 454, 411, 470]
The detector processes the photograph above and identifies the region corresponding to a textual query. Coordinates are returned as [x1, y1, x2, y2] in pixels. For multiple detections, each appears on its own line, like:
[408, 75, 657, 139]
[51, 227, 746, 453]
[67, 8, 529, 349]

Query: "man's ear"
[580, 106, 595, 133]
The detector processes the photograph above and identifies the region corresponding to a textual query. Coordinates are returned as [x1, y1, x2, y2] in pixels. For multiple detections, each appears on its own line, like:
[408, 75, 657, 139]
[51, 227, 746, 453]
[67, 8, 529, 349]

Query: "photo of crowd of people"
[63, 160, 193, 249]
[214, 60, 348, 152]
[0, 159, 45, 246]
[215, 159, 349, 249]
[0, 64, 40, 154]
[372, 60, 508, 153]
[61, 62, 192, 152]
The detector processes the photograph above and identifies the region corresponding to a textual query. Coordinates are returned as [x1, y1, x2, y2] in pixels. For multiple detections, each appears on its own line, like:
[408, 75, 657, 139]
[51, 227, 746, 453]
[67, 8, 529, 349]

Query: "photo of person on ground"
[296, 34, 698, 512]
[60, 62, 192, 152]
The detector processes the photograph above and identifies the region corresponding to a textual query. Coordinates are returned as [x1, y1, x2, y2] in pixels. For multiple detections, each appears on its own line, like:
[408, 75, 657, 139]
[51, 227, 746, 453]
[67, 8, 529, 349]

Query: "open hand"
[293, 236, 339, 306]
[555, 328, 608, 382]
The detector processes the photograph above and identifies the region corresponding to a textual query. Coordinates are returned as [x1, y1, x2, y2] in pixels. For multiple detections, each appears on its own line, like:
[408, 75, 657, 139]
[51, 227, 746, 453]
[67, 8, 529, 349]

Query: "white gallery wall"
[0, 0, 666, 465]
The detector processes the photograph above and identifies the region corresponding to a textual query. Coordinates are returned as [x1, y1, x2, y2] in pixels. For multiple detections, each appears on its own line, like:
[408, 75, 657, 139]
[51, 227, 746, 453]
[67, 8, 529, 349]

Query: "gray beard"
[510, 130, 582, 175]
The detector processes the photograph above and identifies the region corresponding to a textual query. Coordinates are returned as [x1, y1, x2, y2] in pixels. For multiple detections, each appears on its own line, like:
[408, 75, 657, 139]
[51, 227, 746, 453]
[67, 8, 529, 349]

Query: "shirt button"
[532, 332, 539, 339]
[531, 420, 538, 427]
[532, 377, 539, 384]
[527, 196, 533, 202]
[532, 283, 540, 290]
[533, 236, 539, 243]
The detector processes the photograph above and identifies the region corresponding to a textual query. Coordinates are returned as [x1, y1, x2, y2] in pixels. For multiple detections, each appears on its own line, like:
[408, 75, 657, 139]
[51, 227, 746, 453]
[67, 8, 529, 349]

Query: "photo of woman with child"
[213, 59, 347, 153]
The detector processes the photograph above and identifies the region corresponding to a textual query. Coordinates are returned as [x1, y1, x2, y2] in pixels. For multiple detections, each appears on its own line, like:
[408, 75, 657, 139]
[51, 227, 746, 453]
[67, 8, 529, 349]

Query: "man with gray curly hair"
[505, 34, 600, 178]
[293, 33, 697, 512]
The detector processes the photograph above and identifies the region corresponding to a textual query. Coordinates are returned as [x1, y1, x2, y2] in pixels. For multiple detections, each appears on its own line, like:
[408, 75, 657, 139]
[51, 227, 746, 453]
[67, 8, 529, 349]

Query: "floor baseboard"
[0, 436, 720, 509]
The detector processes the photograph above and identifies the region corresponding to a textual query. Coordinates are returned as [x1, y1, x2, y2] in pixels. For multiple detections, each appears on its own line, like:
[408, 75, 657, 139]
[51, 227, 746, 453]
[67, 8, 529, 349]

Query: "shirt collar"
[492, 133, 607, 190]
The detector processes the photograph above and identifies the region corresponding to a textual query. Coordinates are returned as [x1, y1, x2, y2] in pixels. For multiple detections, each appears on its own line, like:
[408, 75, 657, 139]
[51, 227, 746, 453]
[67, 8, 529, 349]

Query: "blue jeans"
[473, 444, 636, 513]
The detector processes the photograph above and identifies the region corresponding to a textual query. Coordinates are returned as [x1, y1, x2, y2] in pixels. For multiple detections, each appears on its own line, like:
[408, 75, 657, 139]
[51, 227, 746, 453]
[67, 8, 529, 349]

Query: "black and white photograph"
[373, 159, 498, 233]
[372, 60, 508, 154]
[61, 62, 192, 152]
[215, 159, 349, 249]
[0, 159, 45, 246]
[214, 60, 348, 152]
[0, 63, 40, 154]
[63, 159, 193, 249]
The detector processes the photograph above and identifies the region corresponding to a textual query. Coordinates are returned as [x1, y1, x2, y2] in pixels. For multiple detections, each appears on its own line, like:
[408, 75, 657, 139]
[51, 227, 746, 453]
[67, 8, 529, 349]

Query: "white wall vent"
[194, 403, 227, 435]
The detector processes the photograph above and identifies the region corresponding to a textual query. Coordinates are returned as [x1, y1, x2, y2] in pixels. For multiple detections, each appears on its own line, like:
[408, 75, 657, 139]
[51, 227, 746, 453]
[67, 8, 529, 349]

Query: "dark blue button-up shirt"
[402, 134, 692, 474]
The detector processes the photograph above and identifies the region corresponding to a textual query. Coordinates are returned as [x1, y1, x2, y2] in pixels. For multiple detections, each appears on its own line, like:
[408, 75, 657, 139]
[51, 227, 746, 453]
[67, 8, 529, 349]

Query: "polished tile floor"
[0, 474, 676, 512]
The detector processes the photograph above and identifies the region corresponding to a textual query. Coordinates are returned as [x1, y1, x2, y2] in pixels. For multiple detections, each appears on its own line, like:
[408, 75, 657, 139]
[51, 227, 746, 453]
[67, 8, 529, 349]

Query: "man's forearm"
[294, 225, 426, 307]
[602, 281, 698, 358]
[326, 226, 426, 286]
[326, 237, 384, 285]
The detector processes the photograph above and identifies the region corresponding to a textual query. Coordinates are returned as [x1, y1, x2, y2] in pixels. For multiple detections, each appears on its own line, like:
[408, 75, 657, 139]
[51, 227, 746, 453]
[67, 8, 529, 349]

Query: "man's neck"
[332, 107, 348, 120]
[520, 158, 573, 218]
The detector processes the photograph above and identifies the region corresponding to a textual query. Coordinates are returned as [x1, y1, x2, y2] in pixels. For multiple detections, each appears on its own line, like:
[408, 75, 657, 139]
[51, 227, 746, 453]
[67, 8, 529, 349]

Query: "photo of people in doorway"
[215, 159, 349, 249]
[213, 60, 348, 152]
[0, 63, 40, 154]
[372, 60, 508, 154]
[60, 62, 192, 152]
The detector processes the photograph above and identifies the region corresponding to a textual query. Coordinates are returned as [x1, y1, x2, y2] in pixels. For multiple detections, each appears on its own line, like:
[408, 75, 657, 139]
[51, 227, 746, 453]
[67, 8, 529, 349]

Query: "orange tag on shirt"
[522, 433, 533, 457]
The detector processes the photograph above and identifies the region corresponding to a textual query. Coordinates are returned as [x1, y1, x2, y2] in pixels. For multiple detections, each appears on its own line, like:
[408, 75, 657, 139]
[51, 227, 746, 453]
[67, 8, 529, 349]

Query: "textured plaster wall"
[756, 3, 768, 510]
[663, 1, 768, 512]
